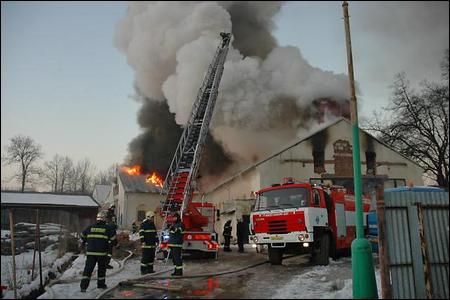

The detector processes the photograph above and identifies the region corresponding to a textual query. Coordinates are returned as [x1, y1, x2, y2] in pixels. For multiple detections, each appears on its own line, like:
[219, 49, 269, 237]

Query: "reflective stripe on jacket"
[81, 221, 114, 256]
[139, 219, 158, 247]
[168, 220, 184, 246]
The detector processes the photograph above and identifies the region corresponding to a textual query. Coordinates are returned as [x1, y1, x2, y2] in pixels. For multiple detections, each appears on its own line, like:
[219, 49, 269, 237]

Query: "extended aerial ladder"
[158, 32, 232, 256]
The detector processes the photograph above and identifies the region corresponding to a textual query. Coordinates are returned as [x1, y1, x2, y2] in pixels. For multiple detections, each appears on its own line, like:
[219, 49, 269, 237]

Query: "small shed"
[1, 192, 100, 233]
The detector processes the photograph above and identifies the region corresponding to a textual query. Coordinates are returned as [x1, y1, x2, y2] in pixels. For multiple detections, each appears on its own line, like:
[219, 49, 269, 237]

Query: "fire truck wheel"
[268, 246, 283, 265]
[313, 234, 330, 266]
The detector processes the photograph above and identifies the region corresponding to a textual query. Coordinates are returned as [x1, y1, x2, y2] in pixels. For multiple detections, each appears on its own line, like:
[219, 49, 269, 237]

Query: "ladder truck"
[158, 32, 232, 258]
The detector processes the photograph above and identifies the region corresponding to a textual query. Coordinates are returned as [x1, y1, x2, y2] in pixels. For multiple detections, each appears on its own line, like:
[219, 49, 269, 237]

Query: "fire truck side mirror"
[216, 209, 220, 221]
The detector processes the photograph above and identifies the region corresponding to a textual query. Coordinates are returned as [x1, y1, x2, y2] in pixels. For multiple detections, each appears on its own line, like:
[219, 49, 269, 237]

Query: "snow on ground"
[37, 252, 174, 299]
[272, 256, 382, 299]
[1, 230, 11, 238]
[39, 244, 383, 299]
[1, 241, 74, 299]
[2, 240, 382, 299]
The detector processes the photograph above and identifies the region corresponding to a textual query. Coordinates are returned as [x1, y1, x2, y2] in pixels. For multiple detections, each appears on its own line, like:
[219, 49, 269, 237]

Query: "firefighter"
[237, 218, 246, 253]
[222, 220, 232, 252]
[79, 210, 115, 292]
[132, 221, 138, 234]
[106, 204, 116, 224]
[139, 211, 158, 275]
[105, 217, 118, 269]
[168, 212, 184, 276]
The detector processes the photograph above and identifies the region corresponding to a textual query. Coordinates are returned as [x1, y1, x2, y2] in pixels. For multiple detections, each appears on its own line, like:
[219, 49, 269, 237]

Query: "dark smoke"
[126, 91, 233, 178]
[126, 98, 182, 176]
[218, 1, 283, 58]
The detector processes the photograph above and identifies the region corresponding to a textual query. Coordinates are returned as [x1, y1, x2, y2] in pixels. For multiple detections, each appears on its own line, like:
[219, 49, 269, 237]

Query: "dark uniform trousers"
[168, 220, 184, 276]
[170, 246, 183, 275]
[139, 219, 158, 275]
[141, 246, 156, 274]
[80, 255, 107, 289]
[105, 223, 117, 267]
[79, 221, 114, 291]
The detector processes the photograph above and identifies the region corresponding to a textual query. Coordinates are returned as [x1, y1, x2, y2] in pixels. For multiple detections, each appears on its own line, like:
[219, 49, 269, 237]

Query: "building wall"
[123, 193, 163, 230]
[256, 121, 423, 186]
[116, 177, 164, 230]
[0, 206, 97, 233]
[206, 120, 424, 243]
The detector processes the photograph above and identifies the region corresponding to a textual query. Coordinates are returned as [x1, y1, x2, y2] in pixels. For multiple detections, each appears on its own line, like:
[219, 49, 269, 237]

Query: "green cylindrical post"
[342, 1, 378, 298]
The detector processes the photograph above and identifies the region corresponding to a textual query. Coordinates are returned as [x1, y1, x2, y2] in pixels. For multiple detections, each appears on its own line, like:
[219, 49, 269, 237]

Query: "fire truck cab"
[250, 177, 371, 265]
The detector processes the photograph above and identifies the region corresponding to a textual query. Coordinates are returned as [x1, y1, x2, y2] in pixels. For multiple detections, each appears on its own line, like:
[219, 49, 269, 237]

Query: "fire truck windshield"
[254, 187, 309, 211]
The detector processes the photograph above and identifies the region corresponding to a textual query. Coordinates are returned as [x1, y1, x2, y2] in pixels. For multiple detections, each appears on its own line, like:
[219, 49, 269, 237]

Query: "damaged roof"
[118, 171, 162, 193]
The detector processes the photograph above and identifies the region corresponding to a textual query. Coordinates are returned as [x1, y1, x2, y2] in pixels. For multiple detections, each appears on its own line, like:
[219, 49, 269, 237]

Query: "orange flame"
[121, 165, 142, 176]
[121, 165, 163, 188]
[146, 172, 164, 188]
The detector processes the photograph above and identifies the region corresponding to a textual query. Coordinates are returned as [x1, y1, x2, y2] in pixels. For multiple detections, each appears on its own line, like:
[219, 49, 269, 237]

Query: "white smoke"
[114, 1, 350, 173]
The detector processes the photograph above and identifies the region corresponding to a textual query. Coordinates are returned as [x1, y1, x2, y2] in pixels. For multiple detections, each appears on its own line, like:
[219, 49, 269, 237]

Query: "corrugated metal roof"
[1, 192, 99, 208]
[118, 171, 162, 193]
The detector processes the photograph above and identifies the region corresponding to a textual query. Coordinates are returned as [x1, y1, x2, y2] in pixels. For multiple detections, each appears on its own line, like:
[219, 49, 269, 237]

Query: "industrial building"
[203, 117, 425, 243]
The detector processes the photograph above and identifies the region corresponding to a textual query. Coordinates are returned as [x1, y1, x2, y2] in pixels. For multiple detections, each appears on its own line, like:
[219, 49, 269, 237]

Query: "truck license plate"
[271, 236, 283, 240]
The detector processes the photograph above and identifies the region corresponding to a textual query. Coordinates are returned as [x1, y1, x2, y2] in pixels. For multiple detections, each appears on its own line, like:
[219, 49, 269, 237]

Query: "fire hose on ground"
[95, 253, 303, 299]
[44, 250, 134, 299]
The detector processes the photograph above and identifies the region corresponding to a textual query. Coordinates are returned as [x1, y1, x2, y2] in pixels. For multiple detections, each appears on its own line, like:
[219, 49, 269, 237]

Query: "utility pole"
[342, 1, 378, 298]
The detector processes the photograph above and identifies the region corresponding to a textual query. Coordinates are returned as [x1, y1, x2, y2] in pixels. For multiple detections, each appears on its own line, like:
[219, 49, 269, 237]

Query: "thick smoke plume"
[114, 1, 350, 190]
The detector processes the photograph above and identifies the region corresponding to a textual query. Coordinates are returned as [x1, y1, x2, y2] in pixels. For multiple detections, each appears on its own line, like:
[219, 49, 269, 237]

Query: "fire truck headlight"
[298, 234, 305, 241]
[253, 236, 258, 243]
[302, 242, 309, 247]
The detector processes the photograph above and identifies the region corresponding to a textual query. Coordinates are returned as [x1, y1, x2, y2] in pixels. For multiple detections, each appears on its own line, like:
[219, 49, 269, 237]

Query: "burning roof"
[118, 166, 163, 193]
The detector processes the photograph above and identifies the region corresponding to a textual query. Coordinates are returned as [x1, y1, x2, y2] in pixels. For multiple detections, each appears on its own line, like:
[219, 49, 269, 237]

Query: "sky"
[1, 1, 449, 189]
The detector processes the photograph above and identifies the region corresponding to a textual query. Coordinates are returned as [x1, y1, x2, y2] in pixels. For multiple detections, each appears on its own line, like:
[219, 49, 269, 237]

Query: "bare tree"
[365, 51, 449, 187]
[42, 155, 74, 192]
[67, 164, 80, 193]
[59, 156, 73, 192]
[43, 154, 63, 192]
[77, 158, 96, 194]
[4, 135, 43, 192]
[94, 163, 118, 185]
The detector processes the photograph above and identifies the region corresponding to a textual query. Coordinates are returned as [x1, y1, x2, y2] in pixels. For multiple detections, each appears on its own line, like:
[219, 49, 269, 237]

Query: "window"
[366, 151, 376, 175]
[254, 188, 309, 211]
[313, 150, 325, 174]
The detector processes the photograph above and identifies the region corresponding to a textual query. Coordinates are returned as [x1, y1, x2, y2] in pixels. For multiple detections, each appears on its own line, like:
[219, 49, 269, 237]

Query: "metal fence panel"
[384, 187, 449, 299]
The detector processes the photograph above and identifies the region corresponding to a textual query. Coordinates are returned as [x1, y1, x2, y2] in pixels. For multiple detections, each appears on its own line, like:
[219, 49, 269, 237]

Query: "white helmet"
[96, 210, 107, 221]
[145, 211, 155, 219]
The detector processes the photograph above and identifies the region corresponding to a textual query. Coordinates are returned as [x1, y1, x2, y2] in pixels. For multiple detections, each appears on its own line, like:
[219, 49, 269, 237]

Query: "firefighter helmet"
[96, 210, 107, 221]
[145, 211, 155, 219]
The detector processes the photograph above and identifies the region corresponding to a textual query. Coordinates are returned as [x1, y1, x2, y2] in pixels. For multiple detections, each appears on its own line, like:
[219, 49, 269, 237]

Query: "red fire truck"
[158, 201, 219, 259]
[250, 177, 371, 265]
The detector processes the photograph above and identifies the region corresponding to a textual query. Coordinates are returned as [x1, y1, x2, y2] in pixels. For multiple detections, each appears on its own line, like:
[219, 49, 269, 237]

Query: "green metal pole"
[342, 1, 378, 298]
